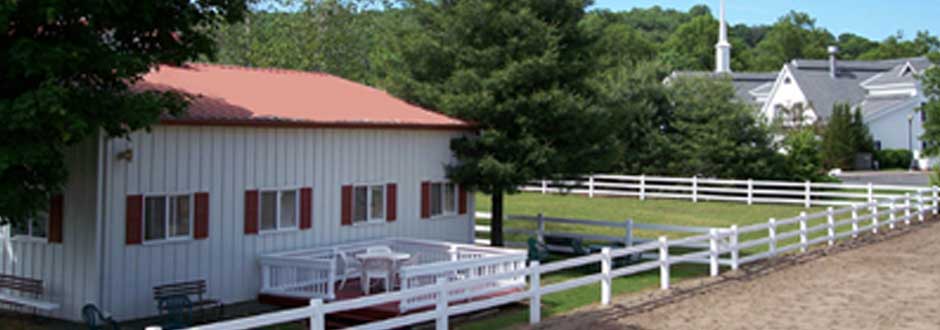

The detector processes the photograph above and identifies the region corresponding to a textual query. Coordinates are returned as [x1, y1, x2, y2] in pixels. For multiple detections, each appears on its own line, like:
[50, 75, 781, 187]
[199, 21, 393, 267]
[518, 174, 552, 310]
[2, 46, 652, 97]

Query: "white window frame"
[429, 181, 459, 218]
[351, 182, 388, 225]
[142, 192, 195, 244]
[257, 187, 301, 234]
[8, 213, 49, 243]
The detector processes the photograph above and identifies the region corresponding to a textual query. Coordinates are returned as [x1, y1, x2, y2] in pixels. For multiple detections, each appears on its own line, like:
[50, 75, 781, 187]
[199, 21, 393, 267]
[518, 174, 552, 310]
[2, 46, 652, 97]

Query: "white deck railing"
[174, 189, 939, 330]
[258, 237, 525, 311]
[521, 174, 933, 207]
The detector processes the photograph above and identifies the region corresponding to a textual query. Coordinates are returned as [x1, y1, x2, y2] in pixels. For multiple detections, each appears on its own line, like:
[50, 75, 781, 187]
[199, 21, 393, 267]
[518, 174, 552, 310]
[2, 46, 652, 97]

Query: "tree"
[660, 76, 785, 179]
[859, 31, 939, 60]
[749, 11, 835, 71]
[919, 52, 940, 157]
[781, 128, 823, 181]
[1, 1, 247, 227]
[837, 33, 878, 60]
[819, 104, 872, 170]
[386, 0, 619, 246]
[214, 0, 397, 84]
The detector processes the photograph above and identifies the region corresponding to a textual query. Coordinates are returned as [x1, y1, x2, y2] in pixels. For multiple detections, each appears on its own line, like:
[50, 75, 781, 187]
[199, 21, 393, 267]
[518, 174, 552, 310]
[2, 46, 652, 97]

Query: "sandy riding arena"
[535, 220, 940, 330]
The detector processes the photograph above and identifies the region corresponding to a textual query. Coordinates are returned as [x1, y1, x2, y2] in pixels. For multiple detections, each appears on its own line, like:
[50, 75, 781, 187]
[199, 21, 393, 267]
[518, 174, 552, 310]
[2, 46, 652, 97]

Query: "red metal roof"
[138, 64, 471, 130]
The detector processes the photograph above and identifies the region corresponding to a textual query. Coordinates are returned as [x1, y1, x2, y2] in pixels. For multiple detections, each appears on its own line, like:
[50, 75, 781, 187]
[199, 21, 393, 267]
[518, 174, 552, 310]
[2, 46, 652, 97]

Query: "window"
[352, 184, 385, 224]
[258, 189, 299, 232]
[144, 194, 192, 242]
[783, 77, 792, 84]
[11, 212, 48, 240]
[430, 182, 458, 217]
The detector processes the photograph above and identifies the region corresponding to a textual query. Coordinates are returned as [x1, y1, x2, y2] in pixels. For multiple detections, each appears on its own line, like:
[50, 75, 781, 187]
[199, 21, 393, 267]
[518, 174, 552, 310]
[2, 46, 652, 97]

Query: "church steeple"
[715, 0, 732, 73]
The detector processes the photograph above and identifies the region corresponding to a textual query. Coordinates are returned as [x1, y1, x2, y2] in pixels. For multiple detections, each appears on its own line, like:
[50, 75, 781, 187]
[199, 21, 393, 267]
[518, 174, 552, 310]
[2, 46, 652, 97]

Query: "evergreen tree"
[385, 0, 619, 246]
[820, 104, 859, 169]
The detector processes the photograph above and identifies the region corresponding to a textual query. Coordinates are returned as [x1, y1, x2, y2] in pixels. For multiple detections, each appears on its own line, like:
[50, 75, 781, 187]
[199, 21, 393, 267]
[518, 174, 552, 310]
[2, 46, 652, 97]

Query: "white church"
[671, 0, 934, 170]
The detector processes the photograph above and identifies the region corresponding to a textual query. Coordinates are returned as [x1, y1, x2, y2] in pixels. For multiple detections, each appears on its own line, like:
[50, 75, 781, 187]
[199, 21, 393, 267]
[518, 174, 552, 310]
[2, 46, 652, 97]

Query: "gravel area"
[533, 218, 940, 330]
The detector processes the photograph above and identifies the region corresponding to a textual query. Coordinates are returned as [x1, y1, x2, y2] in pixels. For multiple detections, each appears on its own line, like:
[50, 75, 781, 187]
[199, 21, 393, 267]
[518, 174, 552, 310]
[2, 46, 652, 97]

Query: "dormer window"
[900, 62, 916, 77]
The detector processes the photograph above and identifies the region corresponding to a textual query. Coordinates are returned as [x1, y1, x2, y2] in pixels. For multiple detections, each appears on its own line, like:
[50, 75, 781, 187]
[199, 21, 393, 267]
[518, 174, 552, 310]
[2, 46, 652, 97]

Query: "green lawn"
[475, 192, 825, 242]
[455, 192, 846, 330]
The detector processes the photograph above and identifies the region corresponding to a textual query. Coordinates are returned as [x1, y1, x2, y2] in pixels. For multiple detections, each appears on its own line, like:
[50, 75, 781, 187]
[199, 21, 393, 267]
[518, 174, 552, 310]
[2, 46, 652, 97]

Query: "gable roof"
[785, 62, 884, 119]
[861, 57, 931, 88]
[137, 64, 472, 130]
[668, 71, 777, 106]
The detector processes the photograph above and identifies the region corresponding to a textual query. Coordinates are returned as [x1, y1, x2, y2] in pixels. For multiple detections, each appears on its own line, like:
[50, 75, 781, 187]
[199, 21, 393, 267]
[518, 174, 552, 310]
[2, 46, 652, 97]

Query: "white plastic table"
[355, 252, 412, 293]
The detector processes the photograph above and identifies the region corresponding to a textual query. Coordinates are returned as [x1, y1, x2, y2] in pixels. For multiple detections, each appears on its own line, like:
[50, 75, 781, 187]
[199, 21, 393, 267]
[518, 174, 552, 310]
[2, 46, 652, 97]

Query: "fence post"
[529, 261, 541, 325]
[871, 203, 879, 234]
[747, 179, 754, 205]
[601, 247, 611, 305]
[536, 213, 545, 243]
[709, 228, 719, 277]
[826, 207, 835, 247]
[310, 299, 325, 330]
[918, 191, 926, 222]
[804, 180, 811, 208]
[730, 225, 739, 271]
[851, 204, 859, 238]
[904, 193, 912, 225]
[768, 218, 777, 256]
[692, 176, 699, 203]
[659, 236, 669, 290]
[541, 180, 547, 194]
[435, 277, 448, 330]
[933, 186, 938, 215]
[624, 219, 634, 247]
[640, 175, 647, 201]
[799, 212, 808, 253]
[867, 182, 874, 203]
[588, 175, 595, 198]
[889, 200, 897, 230]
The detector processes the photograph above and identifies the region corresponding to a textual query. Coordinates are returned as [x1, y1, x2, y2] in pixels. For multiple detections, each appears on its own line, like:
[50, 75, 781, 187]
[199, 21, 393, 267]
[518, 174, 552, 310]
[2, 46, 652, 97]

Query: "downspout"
[94, 131, 109, 310]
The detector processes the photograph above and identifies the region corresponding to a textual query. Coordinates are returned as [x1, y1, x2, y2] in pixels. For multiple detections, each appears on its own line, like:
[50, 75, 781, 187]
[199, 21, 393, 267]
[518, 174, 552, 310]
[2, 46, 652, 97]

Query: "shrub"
[875, 149, 913, 170]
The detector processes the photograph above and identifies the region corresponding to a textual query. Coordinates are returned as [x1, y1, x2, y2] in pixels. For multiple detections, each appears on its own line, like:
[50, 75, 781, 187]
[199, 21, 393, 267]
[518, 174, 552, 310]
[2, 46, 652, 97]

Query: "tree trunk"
[490, 191, 504, 247]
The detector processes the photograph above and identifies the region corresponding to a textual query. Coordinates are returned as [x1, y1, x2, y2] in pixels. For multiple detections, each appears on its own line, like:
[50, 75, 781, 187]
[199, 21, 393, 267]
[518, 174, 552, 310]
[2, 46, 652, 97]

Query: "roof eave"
[159, 118, 478, 131]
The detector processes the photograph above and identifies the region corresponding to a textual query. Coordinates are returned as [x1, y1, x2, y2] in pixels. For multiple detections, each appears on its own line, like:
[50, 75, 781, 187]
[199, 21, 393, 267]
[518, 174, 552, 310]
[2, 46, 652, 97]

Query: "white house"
[673, 0, 935, 169]
[0, 64, 484, 322]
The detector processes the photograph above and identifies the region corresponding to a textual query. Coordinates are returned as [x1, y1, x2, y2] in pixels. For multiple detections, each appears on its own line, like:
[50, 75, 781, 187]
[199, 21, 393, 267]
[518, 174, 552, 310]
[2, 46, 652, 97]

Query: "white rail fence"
[522, 174, 932, 207]
[477, 213, 720, 253]
[166, 189, 938, 330]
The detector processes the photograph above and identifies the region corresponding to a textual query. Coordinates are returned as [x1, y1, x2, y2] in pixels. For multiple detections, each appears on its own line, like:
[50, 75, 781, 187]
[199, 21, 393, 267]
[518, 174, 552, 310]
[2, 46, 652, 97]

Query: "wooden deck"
[259, 278, 524, 328]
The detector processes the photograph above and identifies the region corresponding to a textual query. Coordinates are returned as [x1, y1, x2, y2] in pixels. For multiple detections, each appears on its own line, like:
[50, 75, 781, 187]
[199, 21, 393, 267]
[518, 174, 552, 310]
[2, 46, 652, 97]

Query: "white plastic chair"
[361, 258, 394, 294]
[335, 251, 360, 291]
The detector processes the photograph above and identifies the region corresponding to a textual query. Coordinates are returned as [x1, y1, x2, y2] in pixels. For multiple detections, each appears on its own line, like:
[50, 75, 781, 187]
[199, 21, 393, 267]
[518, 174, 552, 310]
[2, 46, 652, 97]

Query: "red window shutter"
[194, 192, 210, 239]
[244, 190, 259, 235]
[386, 184, 397, 222]
[458, 186, 468, 215]
[341, 185, 353, 226]
[420, 181, 431, 219]
[48, 195, 64, 243]
[126, 195, 143, 245]
[300, 187, 313, 230]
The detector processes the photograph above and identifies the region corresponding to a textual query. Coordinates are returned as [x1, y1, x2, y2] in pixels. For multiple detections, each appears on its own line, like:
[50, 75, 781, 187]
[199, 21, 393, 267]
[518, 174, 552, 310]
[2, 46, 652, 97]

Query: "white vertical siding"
[0, 139, 100, 321]
[101, 126, 475, 321]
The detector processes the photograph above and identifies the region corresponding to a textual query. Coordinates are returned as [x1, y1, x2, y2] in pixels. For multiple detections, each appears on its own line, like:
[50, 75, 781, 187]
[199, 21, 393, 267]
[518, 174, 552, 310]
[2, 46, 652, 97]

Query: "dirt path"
[534, 220, 940, 330]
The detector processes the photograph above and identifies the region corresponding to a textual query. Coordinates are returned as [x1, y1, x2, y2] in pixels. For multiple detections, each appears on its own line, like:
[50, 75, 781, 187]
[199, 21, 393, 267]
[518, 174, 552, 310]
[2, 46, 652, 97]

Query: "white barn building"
[0, 64, 480, 322]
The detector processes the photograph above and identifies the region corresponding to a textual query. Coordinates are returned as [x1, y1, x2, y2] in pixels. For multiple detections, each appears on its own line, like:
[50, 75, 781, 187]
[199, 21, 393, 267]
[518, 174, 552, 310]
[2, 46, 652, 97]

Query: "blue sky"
[592, 0, 938, 41]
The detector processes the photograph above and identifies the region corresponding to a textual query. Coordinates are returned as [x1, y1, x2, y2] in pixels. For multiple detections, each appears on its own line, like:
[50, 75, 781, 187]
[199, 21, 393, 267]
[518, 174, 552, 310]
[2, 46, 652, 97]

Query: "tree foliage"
[382, 0, 619, 246]
[919, 52, 940, 157]
[819, 104, 873, 170]
[1, 0, 248, 226]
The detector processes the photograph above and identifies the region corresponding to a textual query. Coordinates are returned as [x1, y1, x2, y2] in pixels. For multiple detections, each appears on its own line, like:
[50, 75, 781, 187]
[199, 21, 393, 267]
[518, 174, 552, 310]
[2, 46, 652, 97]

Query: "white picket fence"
[165, 189, 939, 330]
[522, 174, 931, 207]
